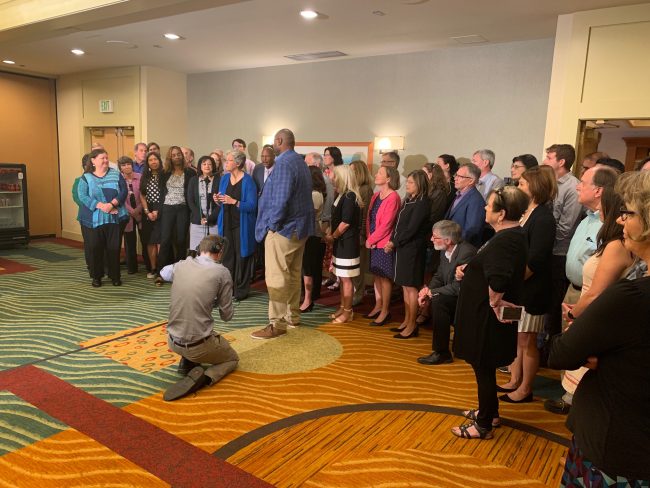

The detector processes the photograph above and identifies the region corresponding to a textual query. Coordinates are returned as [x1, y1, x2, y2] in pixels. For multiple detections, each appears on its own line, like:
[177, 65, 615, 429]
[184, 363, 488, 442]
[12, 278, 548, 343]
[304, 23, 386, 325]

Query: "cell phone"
[498, 306, 523, 321]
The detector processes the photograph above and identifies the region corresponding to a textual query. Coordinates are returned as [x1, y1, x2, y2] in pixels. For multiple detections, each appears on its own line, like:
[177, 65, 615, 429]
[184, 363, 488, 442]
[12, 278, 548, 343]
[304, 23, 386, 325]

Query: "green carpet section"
[0, 391, 67, 455]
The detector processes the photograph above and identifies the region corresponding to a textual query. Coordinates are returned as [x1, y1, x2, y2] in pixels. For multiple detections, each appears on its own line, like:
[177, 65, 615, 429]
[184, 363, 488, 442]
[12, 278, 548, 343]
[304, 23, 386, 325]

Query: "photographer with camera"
[159, 235, 239, 401]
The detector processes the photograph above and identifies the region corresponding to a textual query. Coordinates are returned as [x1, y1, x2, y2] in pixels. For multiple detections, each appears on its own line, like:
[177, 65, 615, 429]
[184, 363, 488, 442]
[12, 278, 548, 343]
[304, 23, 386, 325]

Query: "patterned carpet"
[0, 240, 569, 487]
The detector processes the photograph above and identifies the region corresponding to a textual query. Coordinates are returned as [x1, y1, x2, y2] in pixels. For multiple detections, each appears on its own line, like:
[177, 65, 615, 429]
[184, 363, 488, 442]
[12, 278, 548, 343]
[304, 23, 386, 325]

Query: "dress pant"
[86, 222, 121, 281]
[473, 363, 498, 430]
[158, 204, 189, 270]
[542, 254, 570, 360]
[79, 224, 92, 272]
[222, 226, 254, 300]
[430, 294, 457, 354]
[302, 235, 325, 300]
[123, 220, 139, 273]
[265, 231, 307, 329]
[168, 333, 239, 384]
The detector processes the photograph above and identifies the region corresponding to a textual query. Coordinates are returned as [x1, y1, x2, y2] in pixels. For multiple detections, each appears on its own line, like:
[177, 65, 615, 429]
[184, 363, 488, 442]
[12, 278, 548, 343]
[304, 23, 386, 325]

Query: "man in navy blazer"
[417, 220, 477, 365]
[444, 162, 485, 248]
[252, 144, 275, 196]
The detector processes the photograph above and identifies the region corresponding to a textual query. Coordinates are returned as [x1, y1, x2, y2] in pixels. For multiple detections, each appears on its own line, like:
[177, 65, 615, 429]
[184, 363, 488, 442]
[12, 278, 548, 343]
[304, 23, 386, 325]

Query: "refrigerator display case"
[0, 164, 29, 247]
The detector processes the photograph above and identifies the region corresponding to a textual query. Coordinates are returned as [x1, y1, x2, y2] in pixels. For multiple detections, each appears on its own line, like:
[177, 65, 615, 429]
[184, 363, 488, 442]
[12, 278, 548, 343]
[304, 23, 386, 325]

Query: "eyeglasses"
[431, 234, 444, 240]
[619, 207, 636, 221]
[454, 173, 473, 180]
[511, 163, 525, 169]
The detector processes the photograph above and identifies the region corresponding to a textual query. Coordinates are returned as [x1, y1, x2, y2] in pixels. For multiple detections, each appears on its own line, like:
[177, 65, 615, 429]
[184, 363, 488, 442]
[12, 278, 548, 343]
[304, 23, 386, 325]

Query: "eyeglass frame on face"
[511, 163, 525, 169]
[454, 173, 473, 180]
[619, 206, 636, 222]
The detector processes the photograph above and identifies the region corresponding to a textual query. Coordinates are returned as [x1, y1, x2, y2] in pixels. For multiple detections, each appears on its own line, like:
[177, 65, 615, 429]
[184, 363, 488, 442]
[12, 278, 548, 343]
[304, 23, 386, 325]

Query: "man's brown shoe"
[250, 324, 286, 340]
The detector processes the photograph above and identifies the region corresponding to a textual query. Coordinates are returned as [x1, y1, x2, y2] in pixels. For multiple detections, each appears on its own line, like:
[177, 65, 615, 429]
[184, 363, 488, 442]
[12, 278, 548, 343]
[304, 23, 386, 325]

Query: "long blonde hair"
[333, 165, 364, 207]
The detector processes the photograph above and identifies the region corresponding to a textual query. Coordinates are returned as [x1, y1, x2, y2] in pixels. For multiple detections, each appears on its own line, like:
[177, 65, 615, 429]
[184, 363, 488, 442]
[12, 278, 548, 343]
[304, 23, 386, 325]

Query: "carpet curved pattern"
[0, 240, 569, 487]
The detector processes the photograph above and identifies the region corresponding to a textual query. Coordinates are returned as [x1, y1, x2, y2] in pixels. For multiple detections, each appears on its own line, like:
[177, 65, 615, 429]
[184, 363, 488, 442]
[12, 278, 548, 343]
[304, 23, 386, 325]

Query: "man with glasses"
[444, 162, 485, 247]
[544, 164, 617, 415]
[380, 151, 406, 197]
[417, 220, 476, 365]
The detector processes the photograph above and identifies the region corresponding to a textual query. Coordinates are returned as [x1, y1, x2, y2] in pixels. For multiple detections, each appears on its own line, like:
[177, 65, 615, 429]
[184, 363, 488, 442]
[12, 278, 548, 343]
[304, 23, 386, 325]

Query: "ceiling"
[2, 0, 650, 76]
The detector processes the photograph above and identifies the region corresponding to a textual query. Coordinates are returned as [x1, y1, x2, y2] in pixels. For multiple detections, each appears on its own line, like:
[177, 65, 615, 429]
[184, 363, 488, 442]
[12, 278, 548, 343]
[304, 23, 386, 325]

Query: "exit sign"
[99, 99, 114, 113]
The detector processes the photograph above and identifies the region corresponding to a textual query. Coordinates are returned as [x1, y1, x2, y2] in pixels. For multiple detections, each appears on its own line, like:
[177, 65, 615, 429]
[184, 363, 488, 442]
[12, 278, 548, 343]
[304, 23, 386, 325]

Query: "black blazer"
[187, 174, 220, 225]
[428, 240, 477, 296]
[522, 204, 556, 315]
[252, 163, 266, 196]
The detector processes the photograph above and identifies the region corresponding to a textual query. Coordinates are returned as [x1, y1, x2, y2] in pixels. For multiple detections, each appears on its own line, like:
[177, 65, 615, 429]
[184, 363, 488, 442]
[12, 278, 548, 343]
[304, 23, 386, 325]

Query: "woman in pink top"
[364, 166, 401, 326]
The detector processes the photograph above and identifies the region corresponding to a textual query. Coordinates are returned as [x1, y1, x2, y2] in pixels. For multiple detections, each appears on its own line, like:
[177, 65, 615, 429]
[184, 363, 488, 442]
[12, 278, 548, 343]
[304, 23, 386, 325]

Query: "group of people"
[74, 130, 650, 486]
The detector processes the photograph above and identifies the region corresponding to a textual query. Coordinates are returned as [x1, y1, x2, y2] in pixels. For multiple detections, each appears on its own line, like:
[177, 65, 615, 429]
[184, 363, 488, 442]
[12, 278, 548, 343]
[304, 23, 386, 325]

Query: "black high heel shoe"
[300, 302, 314, 313]
[370, 313, 392, 326]
[394, 326, 419, 339]
[390, 326, 405, 333]
[363, 310, 380, 319]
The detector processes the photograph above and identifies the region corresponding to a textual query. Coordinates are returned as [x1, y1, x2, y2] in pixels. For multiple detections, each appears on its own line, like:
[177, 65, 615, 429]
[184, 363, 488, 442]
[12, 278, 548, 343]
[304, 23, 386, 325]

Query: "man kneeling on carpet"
[159, 235, 239, 401]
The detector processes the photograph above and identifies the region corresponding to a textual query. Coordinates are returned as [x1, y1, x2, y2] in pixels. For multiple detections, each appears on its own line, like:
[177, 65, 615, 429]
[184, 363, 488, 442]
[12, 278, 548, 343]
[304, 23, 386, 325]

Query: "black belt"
[171, 335, 210, 348]
[571, 284, 582, 291]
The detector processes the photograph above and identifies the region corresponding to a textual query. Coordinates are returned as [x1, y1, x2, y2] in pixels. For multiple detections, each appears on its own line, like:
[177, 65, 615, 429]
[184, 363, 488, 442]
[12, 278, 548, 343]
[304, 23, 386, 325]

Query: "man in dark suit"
[417, 220, 477, 365]
[445, 162, 485, 247]
[251, 144, 276, 281]
[252, 144, 275, 196]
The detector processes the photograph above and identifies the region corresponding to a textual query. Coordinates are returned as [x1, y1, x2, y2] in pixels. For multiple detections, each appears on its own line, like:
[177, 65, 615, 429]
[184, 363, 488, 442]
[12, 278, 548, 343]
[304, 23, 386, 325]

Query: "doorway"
[576, 119, 650, 173]
[88, 127, 135, 161]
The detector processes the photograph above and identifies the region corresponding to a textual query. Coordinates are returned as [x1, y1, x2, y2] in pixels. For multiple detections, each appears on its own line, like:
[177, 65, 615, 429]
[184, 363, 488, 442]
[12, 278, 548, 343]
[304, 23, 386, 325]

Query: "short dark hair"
[117, 156, 134, 169]
[197, 155, 217, 174]
[84, 148, 107, 173]
[324, 146, 344, 166]
[545, 144, 576, 171]
[383, 151, 400, 166]
[596, 157, 625, 174]
[512, 154, 538, 170]
[232, 138, 246, 148]
[490, 186, 529, 221]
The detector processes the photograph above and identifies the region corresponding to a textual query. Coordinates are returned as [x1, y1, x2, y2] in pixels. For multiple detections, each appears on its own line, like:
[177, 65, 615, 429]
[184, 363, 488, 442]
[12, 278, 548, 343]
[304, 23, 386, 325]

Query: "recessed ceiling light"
[164, 33, 181, 40]
[2, 59, 16, 65]
[300, 10, 318, 19]
[71, 49, 85, 55]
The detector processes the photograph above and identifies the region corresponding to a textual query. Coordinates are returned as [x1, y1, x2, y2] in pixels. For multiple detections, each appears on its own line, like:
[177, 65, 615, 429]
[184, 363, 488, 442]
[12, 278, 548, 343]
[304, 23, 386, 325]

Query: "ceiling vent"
[451, 35, 488, 45]
[285, 51, 347, 61]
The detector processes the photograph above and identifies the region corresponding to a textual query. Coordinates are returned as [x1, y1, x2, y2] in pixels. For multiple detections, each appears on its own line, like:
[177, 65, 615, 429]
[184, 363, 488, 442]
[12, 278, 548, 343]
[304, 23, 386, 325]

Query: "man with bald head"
[252, 129, 314, 339]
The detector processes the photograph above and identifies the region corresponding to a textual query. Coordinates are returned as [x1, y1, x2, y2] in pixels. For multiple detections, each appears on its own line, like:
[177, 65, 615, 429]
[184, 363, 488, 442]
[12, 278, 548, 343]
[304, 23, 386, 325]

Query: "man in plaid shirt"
[252, 129, 314, 339]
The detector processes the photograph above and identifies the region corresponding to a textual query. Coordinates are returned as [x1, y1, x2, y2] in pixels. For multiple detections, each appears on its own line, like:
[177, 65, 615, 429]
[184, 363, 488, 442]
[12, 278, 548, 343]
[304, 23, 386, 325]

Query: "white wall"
[187, 38, 554, 177]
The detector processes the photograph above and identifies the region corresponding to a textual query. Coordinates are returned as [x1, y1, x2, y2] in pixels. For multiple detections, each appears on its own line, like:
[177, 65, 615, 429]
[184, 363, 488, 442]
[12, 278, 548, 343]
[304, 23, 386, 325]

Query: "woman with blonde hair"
[350, 160, 374, 306]
[324, 164, 363, 323]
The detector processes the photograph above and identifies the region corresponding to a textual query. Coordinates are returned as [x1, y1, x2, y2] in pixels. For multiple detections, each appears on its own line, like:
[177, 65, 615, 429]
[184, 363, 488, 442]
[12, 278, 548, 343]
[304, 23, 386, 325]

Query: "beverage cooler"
[0, 164, 29, 247]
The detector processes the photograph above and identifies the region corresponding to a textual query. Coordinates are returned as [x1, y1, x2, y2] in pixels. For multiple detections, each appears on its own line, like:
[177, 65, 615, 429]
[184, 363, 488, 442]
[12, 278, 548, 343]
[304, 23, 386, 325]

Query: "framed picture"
[295, 141, 374, 168]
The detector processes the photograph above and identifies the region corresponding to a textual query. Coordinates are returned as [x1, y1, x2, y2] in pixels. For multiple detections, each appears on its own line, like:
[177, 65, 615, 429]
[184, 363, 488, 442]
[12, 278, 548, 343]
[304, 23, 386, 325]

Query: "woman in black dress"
[498, 166, 556, 403]
[384, 170, 431, 339]
[324, 164, 362, 324]
[139, 152, 164, 278]
[187, 155, 220, 251]
[452, 186, 529, 439]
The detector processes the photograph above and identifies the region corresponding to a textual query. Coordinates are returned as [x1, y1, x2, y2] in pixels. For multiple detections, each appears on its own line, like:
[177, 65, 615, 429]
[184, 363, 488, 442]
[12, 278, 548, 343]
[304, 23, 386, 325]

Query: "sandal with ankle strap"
[329, 307, 344, 320]
[451, 421, 493, 440]
[463, 409, 501, 428]
[332, 308, 354, 324]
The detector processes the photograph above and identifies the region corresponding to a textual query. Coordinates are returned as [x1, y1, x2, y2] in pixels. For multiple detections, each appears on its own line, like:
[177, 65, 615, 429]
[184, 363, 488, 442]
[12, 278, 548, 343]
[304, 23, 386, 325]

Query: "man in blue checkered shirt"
[252, 129, 314, 339]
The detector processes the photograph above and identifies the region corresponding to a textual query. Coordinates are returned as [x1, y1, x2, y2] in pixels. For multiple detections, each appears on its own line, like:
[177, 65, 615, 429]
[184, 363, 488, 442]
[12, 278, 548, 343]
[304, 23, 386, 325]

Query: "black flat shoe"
[417, 352, 453, 365]
[370, 313, 392, 326]
[394, 327, 419, 339]
[91, 279, 101, 288]
[300, 302, 314, 313]
[499, 392, 533, 403]
[496, 384, 517, 393]
[363, 310, 380, 319]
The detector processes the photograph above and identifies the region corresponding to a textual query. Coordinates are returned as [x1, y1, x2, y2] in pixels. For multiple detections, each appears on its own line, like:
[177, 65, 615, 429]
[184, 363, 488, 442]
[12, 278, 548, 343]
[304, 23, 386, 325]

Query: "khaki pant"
[168, 333, 239, 384]
[265, 231, 307, 329]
